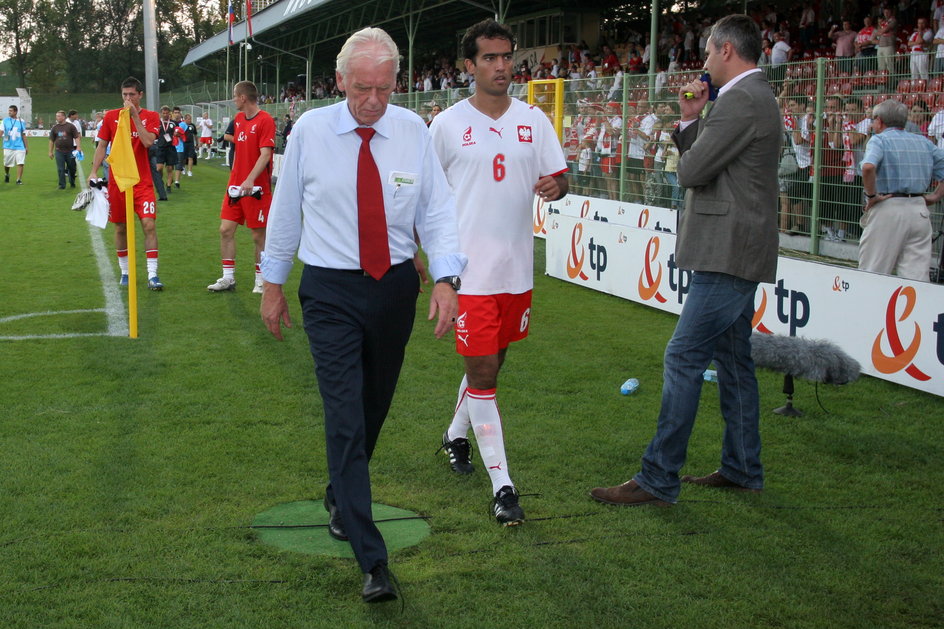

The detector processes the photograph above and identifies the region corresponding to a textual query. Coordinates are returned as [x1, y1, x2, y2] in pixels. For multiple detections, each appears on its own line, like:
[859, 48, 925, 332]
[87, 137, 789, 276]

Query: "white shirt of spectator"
[929, 110, 944, 149]
[628, 113, 656, 159]
[198, 117, 213, 138]
[771, 40, 791, 65]
[909, 28, 932, 52]
[607, 70, 624, 101]
[70, 118, 83, 144]
[578, 146, 592, 173]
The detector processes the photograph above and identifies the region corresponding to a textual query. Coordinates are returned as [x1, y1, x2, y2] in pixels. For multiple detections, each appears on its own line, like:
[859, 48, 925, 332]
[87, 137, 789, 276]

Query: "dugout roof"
[182, 0, 614, 70]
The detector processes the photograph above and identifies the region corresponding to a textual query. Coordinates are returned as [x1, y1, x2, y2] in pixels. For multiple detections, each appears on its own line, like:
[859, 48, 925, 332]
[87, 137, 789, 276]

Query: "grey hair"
[709, 14, 762, 64]
[872, 99, 908, 128]
[336, 27, 400, 78]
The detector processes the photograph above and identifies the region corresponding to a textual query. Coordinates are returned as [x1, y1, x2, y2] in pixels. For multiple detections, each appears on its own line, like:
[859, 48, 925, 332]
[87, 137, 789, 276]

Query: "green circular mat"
[251, 500, 431, 558]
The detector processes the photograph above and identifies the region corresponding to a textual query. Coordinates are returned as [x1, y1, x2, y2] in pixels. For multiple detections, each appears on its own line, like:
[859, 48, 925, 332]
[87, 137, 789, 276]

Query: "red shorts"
[454, 292, 532, 356]
[199, 137, 212, 145]
[108, 182, 157, 223]
[600, 156, 616, 175]
[220, 193, 271, 229]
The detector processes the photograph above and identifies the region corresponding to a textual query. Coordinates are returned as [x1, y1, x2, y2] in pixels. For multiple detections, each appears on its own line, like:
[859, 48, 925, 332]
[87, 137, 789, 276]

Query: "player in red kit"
[208, 81, 276, 294]
[88, 76, 164, 290]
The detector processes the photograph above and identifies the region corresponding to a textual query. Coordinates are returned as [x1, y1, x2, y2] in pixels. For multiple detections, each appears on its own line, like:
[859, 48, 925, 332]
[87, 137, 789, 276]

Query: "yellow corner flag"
[107, 107, 140, 338]
[107, 107, 140, 191]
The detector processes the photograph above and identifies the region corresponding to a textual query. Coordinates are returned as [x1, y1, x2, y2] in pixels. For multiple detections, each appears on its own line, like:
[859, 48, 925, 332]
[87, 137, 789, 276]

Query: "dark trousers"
[55, 151, 76, 187]
[148, 146, 167, 199]
[299, 261, 418, 573]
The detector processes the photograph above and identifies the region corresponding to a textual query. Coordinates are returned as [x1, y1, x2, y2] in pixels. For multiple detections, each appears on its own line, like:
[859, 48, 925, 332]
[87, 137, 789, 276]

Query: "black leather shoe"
[362, 564, 397, 603]
[323, 496, 348, 541]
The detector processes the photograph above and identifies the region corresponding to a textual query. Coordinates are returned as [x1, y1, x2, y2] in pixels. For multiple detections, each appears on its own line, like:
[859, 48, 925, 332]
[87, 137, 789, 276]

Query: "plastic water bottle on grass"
[703, 369, 718, 383]
[620, 378, 640, 395]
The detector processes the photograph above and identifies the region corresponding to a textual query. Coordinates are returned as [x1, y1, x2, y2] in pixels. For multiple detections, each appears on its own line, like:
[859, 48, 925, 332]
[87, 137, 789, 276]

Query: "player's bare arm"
[533, 173, 569, 201]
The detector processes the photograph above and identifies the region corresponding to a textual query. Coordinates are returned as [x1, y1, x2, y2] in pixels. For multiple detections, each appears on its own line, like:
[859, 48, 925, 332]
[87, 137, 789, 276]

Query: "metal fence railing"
[64, 53, 941, 273]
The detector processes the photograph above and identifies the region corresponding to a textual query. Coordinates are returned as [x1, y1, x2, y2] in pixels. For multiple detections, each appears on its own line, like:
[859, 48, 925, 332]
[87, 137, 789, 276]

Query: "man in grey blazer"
[591, 14, 781, 506]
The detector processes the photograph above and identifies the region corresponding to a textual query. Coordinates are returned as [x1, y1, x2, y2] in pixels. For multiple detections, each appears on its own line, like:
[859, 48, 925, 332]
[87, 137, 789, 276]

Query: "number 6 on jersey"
[492, 153, 505, 182]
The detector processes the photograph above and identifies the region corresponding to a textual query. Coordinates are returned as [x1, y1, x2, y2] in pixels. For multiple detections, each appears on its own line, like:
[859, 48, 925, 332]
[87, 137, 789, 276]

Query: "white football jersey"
[199, 117, 213, 138]
[430, 98, 567, 295]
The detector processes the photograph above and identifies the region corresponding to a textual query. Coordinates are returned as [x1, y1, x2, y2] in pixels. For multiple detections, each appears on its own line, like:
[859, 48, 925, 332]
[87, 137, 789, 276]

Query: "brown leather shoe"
[680, 470, 762, 493]
[589, 480, 671, 506]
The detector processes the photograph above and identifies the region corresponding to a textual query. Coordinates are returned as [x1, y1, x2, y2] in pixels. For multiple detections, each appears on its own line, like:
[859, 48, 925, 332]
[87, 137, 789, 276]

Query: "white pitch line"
[0, 308, 105, 323]
[77, 158, 128, 337]
[0, 308, 115, 341]
[0, 333, 115, 341]
[89, 222, 129, 337]
[0, 159, 129, 342]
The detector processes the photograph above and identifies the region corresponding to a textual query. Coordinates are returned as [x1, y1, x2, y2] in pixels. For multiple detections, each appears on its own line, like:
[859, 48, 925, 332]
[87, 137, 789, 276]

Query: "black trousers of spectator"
[148, 146, 167, 199]
[54, 151, 76, 188]
[299, 260, 418, 573]
[856, 48, 877, 74]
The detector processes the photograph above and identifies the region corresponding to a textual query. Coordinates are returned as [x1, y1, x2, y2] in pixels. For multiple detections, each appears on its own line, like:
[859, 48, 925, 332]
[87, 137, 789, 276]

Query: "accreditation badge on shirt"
[388, 171, 418, 187]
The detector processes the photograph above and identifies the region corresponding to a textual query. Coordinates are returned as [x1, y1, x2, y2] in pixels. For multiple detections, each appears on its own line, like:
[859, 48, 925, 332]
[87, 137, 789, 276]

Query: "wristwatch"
[435, 275, 461, 291]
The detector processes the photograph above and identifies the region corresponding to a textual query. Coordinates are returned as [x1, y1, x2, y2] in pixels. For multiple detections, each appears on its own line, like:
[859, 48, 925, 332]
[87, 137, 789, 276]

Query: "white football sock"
[145, 250, 158, 279]
[467, 387, 513, 493]
[117, 250, 129, 274]
[446, 374, 471, 441]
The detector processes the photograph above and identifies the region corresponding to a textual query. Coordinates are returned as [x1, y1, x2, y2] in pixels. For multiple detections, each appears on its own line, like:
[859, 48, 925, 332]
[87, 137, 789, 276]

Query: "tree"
[1, 0, 225, 92]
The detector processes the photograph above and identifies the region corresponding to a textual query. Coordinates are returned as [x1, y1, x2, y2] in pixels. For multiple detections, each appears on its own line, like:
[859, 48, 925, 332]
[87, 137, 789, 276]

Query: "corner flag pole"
[125, 185, 138, 339]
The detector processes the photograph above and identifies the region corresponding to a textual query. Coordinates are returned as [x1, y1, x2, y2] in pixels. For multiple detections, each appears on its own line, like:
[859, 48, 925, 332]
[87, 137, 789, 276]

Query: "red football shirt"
[97, 107, 160, 188]
[228, 110, 276, 192]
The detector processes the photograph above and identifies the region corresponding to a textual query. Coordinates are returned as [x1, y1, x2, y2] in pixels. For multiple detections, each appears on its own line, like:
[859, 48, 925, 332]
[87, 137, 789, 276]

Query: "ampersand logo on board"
[637, 236, 667, 303]
[872, 286, 930, 381]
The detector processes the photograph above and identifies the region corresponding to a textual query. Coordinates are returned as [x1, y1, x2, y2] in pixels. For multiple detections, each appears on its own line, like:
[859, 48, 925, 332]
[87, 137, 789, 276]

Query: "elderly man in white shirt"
[260, 26, 466, 605]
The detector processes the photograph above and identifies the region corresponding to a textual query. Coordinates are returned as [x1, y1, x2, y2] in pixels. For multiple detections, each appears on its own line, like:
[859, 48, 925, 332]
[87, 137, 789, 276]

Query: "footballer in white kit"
[431, 98, 567, 297]
[429, 18, 568, 527]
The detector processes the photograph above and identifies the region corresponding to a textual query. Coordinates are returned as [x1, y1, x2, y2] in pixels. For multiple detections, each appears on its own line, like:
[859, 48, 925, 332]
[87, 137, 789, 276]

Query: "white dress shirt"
[262, 101, 466, 284]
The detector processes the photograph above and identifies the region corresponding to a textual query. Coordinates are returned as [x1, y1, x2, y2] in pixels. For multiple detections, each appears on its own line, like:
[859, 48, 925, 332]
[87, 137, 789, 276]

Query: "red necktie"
[355, 127, 391, 280]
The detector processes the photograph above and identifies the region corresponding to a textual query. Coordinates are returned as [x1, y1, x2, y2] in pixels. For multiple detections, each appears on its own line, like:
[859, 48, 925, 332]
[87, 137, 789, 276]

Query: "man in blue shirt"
[260, 26, 465, 604]
[860, 99, 944, 281]
[3, 105, 28, 185]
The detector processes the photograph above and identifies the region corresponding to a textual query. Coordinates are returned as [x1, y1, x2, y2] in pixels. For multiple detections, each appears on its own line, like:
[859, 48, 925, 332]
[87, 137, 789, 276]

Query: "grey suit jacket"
[672, 71, 781, 284]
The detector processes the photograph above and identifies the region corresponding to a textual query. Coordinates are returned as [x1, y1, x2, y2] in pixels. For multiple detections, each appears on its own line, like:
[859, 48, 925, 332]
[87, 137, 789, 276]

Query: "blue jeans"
[664, 171, 685, 210]
[634, 271, 763, 502]
[54, 151, 76, 187]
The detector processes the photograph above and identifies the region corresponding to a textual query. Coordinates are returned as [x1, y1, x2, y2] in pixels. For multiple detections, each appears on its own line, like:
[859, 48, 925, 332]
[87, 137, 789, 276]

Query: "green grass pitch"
[0, 139, 941, 627]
